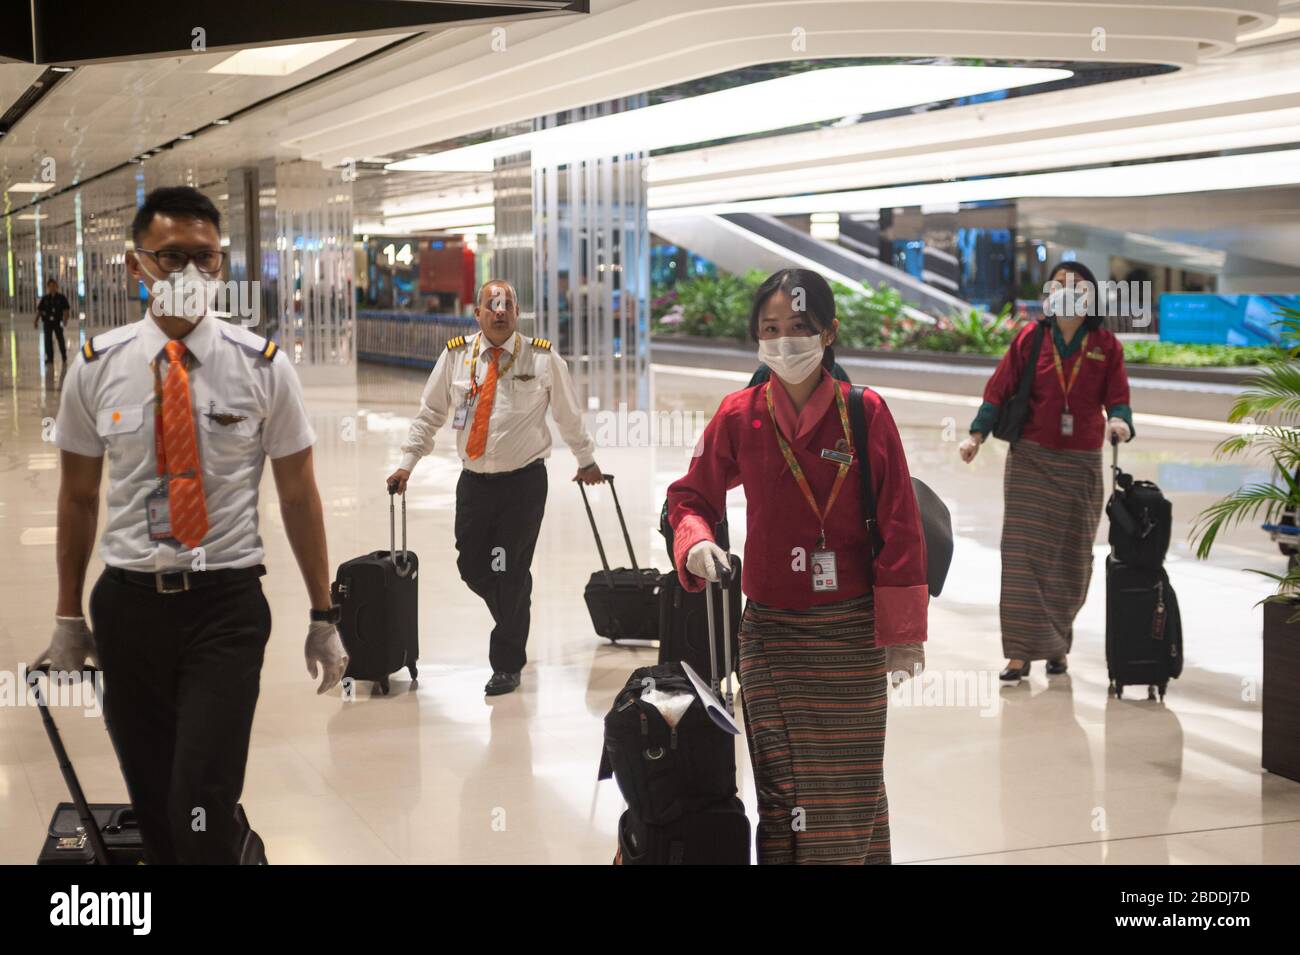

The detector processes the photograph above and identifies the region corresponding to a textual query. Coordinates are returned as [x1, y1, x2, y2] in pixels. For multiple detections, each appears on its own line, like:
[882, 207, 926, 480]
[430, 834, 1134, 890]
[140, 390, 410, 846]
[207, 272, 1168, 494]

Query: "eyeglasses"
[134, 248, 226, 275]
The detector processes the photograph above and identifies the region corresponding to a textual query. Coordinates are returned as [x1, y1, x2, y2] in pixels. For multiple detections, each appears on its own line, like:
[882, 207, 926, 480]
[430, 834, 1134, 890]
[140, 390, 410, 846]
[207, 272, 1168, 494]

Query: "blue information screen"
[1159, 293, 1300, 346]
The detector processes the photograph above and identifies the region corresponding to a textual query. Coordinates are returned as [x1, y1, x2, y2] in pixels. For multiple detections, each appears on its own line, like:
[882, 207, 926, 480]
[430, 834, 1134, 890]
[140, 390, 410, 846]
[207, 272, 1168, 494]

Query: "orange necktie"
[465, 346, 501, 460]
[161, 340, 209, 548]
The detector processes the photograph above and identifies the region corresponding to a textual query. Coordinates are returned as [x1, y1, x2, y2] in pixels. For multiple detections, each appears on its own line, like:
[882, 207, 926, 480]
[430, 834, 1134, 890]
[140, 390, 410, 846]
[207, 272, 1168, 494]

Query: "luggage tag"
[452, 402, 470, 431]
[147, 482, 173, 542]
[811, 550, 839, 592]
[1060, 412, 1075, 437]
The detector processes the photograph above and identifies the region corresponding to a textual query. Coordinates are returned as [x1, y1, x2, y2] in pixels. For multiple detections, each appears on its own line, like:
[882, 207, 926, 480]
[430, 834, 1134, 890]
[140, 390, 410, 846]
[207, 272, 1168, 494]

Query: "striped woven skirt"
[738, 594, 890, 865]
[1000, 439, 1104, 662]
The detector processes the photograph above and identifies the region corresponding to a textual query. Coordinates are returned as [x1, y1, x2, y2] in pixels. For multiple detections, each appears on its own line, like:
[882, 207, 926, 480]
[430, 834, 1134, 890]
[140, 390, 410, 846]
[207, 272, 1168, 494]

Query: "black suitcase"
[31, 666, 266, 865]
[332, 487, 419, 695]
[607, 558, 751, 865]
[617, 796, 750, 866]
[579, 474, 663, 642]
[1104, 438, 1183, 700]
[657, 559, 742, 689]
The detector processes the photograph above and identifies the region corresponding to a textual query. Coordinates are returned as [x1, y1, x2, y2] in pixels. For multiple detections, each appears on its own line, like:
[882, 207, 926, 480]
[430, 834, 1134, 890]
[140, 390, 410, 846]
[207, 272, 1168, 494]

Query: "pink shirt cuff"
[874, 584, 928, 646]
[672, 514, 713, 592]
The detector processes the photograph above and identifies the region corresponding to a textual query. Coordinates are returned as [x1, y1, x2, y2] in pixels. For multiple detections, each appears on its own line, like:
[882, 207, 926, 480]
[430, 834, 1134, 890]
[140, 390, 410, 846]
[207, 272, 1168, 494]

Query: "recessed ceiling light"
[178, 133, 194, 141]
[6, 182, 55, 193]
[208, 39, 355, 77]
[51, 66, 74, 73]
[213, 119, 231, 126]
[17, 213, 48, 220]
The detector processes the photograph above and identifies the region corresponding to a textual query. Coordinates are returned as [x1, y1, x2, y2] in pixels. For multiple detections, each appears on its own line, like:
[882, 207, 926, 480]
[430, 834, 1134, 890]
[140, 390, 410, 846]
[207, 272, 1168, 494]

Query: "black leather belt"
[106, 565, 266, 595]
[463, 459, 544, 482]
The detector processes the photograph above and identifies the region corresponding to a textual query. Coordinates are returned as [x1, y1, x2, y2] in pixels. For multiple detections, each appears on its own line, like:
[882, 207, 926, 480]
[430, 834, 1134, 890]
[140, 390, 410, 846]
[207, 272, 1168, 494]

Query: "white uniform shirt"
[399, 330, 596, 475]
[55, 314, 316, 572]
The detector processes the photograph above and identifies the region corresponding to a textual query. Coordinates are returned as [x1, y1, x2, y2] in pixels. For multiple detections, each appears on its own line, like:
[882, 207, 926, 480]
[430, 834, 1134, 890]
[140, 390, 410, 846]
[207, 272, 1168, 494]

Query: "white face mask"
[1044, 285, 1090, 320]
[141, 260, 220, 324]
[758, 335, 825, 384]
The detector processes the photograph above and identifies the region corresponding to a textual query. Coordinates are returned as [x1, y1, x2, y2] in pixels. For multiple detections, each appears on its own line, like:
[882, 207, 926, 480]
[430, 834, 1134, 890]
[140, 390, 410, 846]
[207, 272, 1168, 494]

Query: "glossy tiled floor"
[1, 319, 1297, 864]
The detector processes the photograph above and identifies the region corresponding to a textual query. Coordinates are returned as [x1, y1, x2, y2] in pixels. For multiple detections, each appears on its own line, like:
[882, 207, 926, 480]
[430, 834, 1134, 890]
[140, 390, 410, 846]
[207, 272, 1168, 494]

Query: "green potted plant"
[1192, 305, 1300, 783]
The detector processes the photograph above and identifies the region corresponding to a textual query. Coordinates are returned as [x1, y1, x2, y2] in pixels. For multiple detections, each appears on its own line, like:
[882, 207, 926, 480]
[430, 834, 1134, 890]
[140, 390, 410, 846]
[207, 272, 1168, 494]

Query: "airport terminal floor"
[1, 323, 1294, 865]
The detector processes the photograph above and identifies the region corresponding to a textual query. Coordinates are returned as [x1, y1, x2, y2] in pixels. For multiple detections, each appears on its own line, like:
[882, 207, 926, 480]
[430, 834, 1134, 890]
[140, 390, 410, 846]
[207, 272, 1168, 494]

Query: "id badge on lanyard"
[764, 383, 853, 594]
[452, 401, 470, 430]
[1053, 332, 1088, 438]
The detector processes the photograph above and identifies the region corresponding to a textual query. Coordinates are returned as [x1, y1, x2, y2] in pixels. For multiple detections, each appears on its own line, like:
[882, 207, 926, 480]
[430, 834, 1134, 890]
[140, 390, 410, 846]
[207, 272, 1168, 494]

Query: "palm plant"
[1192, 305, 1300, 609]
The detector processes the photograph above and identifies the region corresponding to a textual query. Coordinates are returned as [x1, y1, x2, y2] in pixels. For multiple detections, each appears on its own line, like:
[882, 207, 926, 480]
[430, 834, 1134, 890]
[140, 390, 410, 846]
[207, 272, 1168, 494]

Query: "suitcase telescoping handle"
[702, 555, 736, 716]
[28, 664, 112, 865]
[576, 474, 640, 587]
[386, 482, 412, 576]
[1111, 431, 1120, 491]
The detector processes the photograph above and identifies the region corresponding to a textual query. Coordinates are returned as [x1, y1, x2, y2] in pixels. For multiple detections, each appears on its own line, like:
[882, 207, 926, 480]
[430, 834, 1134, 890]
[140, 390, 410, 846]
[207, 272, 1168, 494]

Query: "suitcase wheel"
[376, 677, 390, 696]
[1112, 682, 1123, 699]
[408, 664, 418, 682]
[1158, 682, 1167, 701]
[1146, 685, 1157, 701]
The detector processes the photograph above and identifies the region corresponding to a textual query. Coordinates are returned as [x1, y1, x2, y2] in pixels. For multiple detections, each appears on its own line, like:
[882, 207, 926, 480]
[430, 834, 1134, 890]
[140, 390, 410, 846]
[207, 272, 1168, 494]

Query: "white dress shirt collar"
[136, 311, 219, 366]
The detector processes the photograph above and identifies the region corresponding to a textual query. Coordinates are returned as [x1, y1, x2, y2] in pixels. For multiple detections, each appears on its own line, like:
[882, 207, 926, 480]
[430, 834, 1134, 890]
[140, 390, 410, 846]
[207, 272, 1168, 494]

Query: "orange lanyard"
[764, 382, 853, 550]
[1051, 331, 1089, 412]
[468, 332, 521, 399]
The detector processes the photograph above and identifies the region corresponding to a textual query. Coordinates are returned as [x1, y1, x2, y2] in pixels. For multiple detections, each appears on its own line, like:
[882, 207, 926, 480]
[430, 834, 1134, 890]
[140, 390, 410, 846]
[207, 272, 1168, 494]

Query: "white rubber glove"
[35, 617, 98, 674]
[305, 621, 348, 695]
[958, 434, 983, 463]
[886, 643, 925, 688]
[1108, 418, 1132, 443]
[685, 540, 729, 583]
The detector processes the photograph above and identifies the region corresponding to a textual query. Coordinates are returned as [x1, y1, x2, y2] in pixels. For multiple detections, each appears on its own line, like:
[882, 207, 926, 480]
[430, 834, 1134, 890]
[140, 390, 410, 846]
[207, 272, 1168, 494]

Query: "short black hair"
[131, 187, 221, 244]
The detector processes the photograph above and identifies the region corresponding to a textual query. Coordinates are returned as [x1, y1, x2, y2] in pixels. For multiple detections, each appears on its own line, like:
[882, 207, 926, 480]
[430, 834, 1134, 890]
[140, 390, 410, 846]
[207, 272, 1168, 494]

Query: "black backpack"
[1107, 458, 1172, 569]
[597, 662, 736, 826]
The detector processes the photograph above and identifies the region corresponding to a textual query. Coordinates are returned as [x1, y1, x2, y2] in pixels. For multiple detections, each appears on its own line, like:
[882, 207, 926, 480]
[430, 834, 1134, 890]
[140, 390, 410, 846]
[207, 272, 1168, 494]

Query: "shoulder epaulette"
[81, 323, 138, 362]
[531, 337, 551, 351]
[82, 340, 99, 362]
[260, 338, 279, 362]
[446, 335, 468, 350]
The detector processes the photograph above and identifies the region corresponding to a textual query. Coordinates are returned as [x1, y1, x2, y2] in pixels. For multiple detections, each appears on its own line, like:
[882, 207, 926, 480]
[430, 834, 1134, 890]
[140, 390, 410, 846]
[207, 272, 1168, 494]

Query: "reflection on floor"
[1, 327, 1297, 864]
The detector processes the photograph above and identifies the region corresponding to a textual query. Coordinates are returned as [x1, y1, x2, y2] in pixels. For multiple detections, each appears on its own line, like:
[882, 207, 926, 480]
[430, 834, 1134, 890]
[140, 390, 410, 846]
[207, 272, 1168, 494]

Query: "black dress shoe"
[484, 671, 521, 696]
[1046, 657, 1068, 675]
[999, 661, 1031, 684]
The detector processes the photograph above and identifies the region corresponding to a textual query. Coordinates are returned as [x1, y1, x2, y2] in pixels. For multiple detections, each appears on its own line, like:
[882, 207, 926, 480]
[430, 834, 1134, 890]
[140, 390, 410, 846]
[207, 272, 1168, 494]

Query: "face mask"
[1044, 285, 1090, 320]
[141, 260, 220, 324]
[758, 335, 825, 383]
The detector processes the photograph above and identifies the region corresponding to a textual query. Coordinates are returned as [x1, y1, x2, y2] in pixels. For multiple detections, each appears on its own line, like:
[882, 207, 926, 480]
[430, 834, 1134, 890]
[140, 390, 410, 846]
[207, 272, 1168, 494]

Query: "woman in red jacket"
[958, 261, 1134, 684]
[667, 268, 928, 865]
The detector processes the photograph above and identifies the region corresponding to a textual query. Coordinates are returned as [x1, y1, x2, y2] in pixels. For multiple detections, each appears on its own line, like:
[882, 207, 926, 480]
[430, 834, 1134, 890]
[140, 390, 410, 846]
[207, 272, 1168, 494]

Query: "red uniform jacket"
[667, 379, 928, 647]
[982, 323, 1130, 451]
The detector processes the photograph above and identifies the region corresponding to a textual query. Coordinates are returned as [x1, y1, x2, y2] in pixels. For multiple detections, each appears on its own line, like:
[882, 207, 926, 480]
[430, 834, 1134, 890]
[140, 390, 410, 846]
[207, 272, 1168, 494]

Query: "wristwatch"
[310, 605, 341, 625]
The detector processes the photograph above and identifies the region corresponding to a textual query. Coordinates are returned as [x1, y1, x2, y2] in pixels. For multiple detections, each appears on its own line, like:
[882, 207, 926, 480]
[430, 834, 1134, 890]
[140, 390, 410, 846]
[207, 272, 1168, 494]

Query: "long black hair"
[1044, 259, 1103, 330]
[749, 268, 838, 371]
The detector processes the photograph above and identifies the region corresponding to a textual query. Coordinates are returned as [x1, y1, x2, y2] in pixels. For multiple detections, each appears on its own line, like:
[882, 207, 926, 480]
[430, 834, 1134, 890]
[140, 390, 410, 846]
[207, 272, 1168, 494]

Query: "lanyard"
[468, 332, 521, 399]
[151, 359, 175, 479]
[1051, 331, 1089, 412]
[764, 382, 854, 549]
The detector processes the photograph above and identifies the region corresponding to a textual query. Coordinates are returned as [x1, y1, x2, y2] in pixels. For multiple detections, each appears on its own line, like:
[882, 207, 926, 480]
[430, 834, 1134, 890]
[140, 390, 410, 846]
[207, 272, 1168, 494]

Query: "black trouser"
[88, 568, 271, 864]
[41, 319, 66, 362]
[455, 460, 548, 674]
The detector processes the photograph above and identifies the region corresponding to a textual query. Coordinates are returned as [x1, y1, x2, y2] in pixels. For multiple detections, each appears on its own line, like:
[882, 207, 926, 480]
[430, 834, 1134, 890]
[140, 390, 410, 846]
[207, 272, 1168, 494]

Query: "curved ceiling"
[281, 0, 1281, 168]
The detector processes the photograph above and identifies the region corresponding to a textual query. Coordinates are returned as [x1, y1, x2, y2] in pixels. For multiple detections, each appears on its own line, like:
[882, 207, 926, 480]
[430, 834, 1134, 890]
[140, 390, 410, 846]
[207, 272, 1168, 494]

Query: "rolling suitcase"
[1105, 437, 1184, 700]
[332, 486, 419, 695]
[30, 666, 266, 865]
[657, 517, 741, 685]
[579, 474, 663, 642]
[609, 556, 750, 865]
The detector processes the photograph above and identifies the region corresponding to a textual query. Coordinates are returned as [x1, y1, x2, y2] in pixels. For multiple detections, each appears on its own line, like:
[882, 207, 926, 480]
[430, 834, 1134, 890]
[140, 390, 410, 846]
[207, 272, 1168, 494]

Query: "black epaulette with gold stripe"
[531, 337, 552, 351]
[81, 340, 99, 362]
[261, 339, 279, 362]
[446, 335, 468, 350]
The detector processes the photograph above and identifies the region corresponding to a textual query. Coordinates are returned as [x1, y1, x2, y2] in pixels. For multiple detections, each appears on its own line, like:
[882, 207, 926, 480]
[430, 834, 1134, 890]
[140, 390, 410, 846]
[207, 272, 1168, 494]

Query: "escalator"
[649, 210, 977, 318]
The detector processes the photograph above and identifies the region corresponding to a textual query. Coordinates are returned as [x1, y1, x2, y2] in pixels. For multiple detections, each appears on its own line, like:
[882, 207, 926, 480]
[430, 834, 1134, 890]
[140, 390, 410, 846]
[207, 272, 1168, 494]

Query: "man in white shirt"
[388, 279, 602, 695]
[36, 186, 348, 863]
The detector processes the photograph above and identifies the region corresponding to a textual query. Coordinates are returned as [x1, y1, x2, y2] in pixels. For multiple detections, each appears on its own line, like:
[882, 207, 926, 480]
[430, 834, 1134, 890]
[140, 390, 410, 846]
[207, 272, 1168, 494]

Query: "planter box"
[1263, 600, 1300, 783]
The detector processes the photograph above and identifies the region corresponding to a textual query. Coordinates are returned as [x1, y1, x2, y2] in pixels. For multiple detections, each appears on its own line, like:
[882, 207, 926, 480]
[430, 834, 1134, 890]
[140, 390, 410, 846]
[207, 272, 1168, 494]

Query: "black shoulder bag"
[992, 319, 1048, 445]
[848, 386, 953, 598]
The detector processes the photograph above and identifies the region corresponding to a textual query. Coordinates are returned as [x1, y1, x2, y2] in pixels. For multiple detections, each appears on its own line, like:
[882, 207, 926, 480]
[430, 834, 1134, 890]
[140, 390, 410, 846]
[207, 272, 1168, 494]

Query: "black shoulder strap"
[848, 386, 885, 561]
[1013, 320, 1048, 404]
